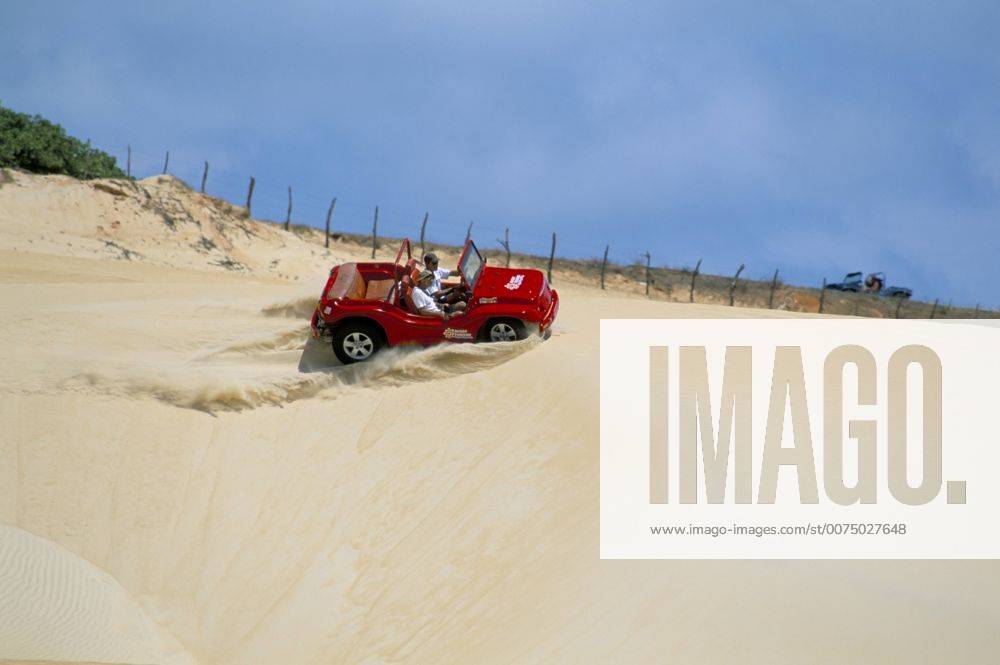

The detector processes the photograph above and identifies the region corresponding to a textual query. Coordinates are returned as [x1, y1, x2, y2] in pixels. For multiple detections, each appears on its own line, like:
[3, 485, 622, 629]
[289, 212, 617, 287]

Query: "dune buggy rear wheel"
[483, 318, 526, 343]
[333, 323, 382, 364]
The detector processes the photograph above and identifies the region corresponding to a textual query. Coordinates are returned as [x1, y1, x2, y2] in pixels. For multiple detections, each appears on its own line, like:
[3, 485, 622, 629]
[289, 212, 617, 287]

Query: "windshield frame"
[458, 240, 485, 290]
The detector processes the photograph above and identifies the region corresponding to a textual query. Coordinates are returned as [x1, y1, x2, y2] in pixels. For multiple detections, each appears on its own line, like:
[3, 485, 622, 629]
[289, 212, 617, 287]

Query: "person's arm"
[434, 269, 460, 296]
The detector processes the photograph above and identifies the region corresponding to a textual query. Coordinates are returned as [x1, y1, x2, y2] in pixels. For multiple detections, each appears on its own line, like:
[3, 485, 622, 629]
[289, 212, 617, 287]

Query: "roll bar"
[389, 238, 413, 304]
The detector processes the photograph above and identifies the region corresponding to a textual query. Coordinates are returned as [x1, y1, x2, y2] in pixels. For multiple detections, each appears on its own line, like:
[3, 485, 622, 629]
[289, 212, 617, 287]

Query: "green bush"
[0, 102, 126, 179]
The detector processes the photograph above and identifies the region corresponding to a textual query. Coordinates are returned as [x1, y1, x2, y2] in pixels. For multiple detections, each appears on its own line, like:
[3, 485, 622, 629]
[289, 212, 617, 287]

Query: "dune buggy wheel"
[484, 318, 526, 343]
[333, 323, 382, 364]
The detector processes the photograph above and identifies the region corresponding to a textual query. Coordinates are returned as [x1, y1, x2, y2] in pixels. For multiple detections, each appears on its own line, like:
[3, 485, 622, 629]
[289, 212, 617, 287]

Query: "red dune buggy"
[311, 238, 559, 364]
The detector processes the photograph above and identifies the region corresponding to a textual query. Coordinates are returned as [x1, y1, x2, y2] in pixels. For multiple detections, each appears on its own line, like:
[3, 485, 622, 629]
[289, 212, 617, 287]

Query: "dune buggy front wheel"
[333, 323, 382, 364]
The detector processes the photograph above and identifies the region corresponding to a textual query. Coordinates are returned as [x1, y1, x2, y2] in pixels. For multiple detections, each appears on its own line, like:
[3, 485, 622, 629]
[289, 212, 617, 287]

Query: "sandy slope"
[1, 172, 998, 664]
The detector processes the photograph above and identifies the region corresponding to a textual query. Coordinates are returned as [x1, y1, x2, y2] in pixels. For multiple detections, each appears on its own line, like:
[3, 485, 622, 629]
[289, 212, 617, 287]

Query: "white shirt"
[426, 267, 450, 295]
[411, 286, 441, 314]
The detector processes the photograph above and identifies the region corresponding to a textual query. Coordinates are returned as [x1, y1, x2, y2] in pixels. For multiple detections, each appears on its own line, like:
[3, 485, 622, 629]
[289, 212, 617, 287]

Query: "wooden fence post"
[974, 303, 981, 319]
[324, 197, 337, 249]
[929, 299, 939, 319]
[284, 186, 293, 231]
[894, 297, 904, 319]
[200, 161, 209, 193]
[600, 245, 609, 290]
[371, 206, 379, 259]
[767, 268, 779, 309]
[689, 259, 702, 303]
[497, 228, 511, 267]
[853, 296, 861, 317]
[126, 145, 131, 178]
[245, 176, 255, 218]
[728, 264, 745, 306]
[644, 252, 652, 297]
[818, 278, 826, 313]
[465, 221, 473, 244]
[547, 233, 556, 283]
[419, 212, 428, 256]
[162, 150, 170, 175]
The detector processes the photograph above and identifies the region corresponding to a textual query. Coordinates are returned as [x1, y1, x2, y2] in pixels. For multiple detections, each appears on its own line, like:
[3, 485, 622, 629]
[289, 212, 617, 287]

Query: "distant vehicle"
[825, 271, 912, 299]
[825, 271, 865, 292]
[310, 237, 559, 364]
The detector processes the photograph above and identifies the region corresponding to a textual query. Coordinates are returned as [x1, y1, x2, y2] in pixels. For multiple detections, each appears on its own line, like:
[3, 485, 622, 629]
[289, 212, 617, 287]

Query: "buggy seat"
[400, 267, 421, 312]
[327, 263, 396, 301]
[327, 264, 366, 300]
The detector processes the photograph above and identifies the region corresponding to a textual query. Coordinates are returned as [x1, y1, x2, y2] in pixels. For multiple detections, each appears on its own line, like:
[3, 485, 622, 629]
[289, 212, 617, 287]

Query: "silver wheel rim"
[490, 322, 518, 342]
[343, 331, 374, 360]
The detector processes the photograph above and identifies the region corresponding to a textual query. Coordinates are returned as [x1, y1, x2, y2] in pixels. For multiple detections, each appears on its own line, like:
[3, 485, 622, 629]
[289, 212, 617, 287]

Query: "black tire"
[481, 318, 526, 343]
[332, 321, 382, 364]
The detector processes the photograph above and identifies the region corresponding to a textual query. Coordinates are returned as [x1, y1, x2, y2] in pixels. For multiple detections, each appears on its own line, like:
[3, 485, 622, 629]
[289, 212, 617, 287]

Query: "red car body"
[311, 238, 559, 363]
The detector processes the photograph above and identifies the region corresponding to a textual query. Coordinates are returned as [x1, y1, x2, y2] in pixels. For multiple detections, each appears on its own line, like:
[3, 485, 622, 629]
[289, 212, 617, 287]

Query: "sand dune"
[2, 171, 998, 663]
[0, 524, 186, 664]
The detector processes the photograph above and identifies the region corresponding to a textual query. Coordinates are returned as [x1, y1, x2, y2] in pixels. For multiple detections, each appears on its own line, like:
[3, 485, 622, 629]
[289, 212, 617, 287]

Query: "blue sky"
[3, 1, 999, 305]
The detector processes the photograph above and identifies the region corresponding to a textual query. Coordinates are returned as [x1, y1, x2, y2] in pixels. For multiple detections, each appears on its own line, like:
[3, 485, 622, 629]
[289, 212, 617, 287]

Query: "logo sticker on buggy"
[479, 297, 498, 304]
[504, 274, 525, 290]
[443, 328, 474, 340]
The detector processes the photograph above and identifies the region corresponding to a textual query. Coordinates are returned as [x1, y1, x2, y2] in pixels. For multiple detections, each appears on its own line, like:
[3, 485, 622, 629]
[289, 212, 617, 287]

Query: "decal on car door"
[443, 328, 474, 340]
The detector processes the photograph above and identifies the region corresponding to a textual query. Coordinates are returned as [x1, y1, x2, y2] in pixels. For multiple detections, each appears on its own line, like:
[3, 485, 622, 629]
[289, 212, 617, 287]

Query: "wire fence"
[85, 137, 996, 319]
[95, 140, 634, 261]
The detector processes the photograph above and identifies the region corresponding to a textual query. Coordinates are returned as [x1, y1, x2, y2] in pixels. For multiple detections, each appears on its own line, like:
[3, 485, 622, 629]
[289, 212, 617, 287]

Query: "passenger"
[413, 270, 466, 318]
[423, 252, 464, 304]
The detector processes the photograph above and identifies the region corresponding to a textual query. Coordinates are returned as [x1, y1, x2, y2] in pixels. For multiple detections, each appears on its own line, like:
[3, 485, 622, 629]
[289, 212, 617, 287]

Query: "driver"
[423, 252, 465, 305]
[413, 270, 466, 318]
